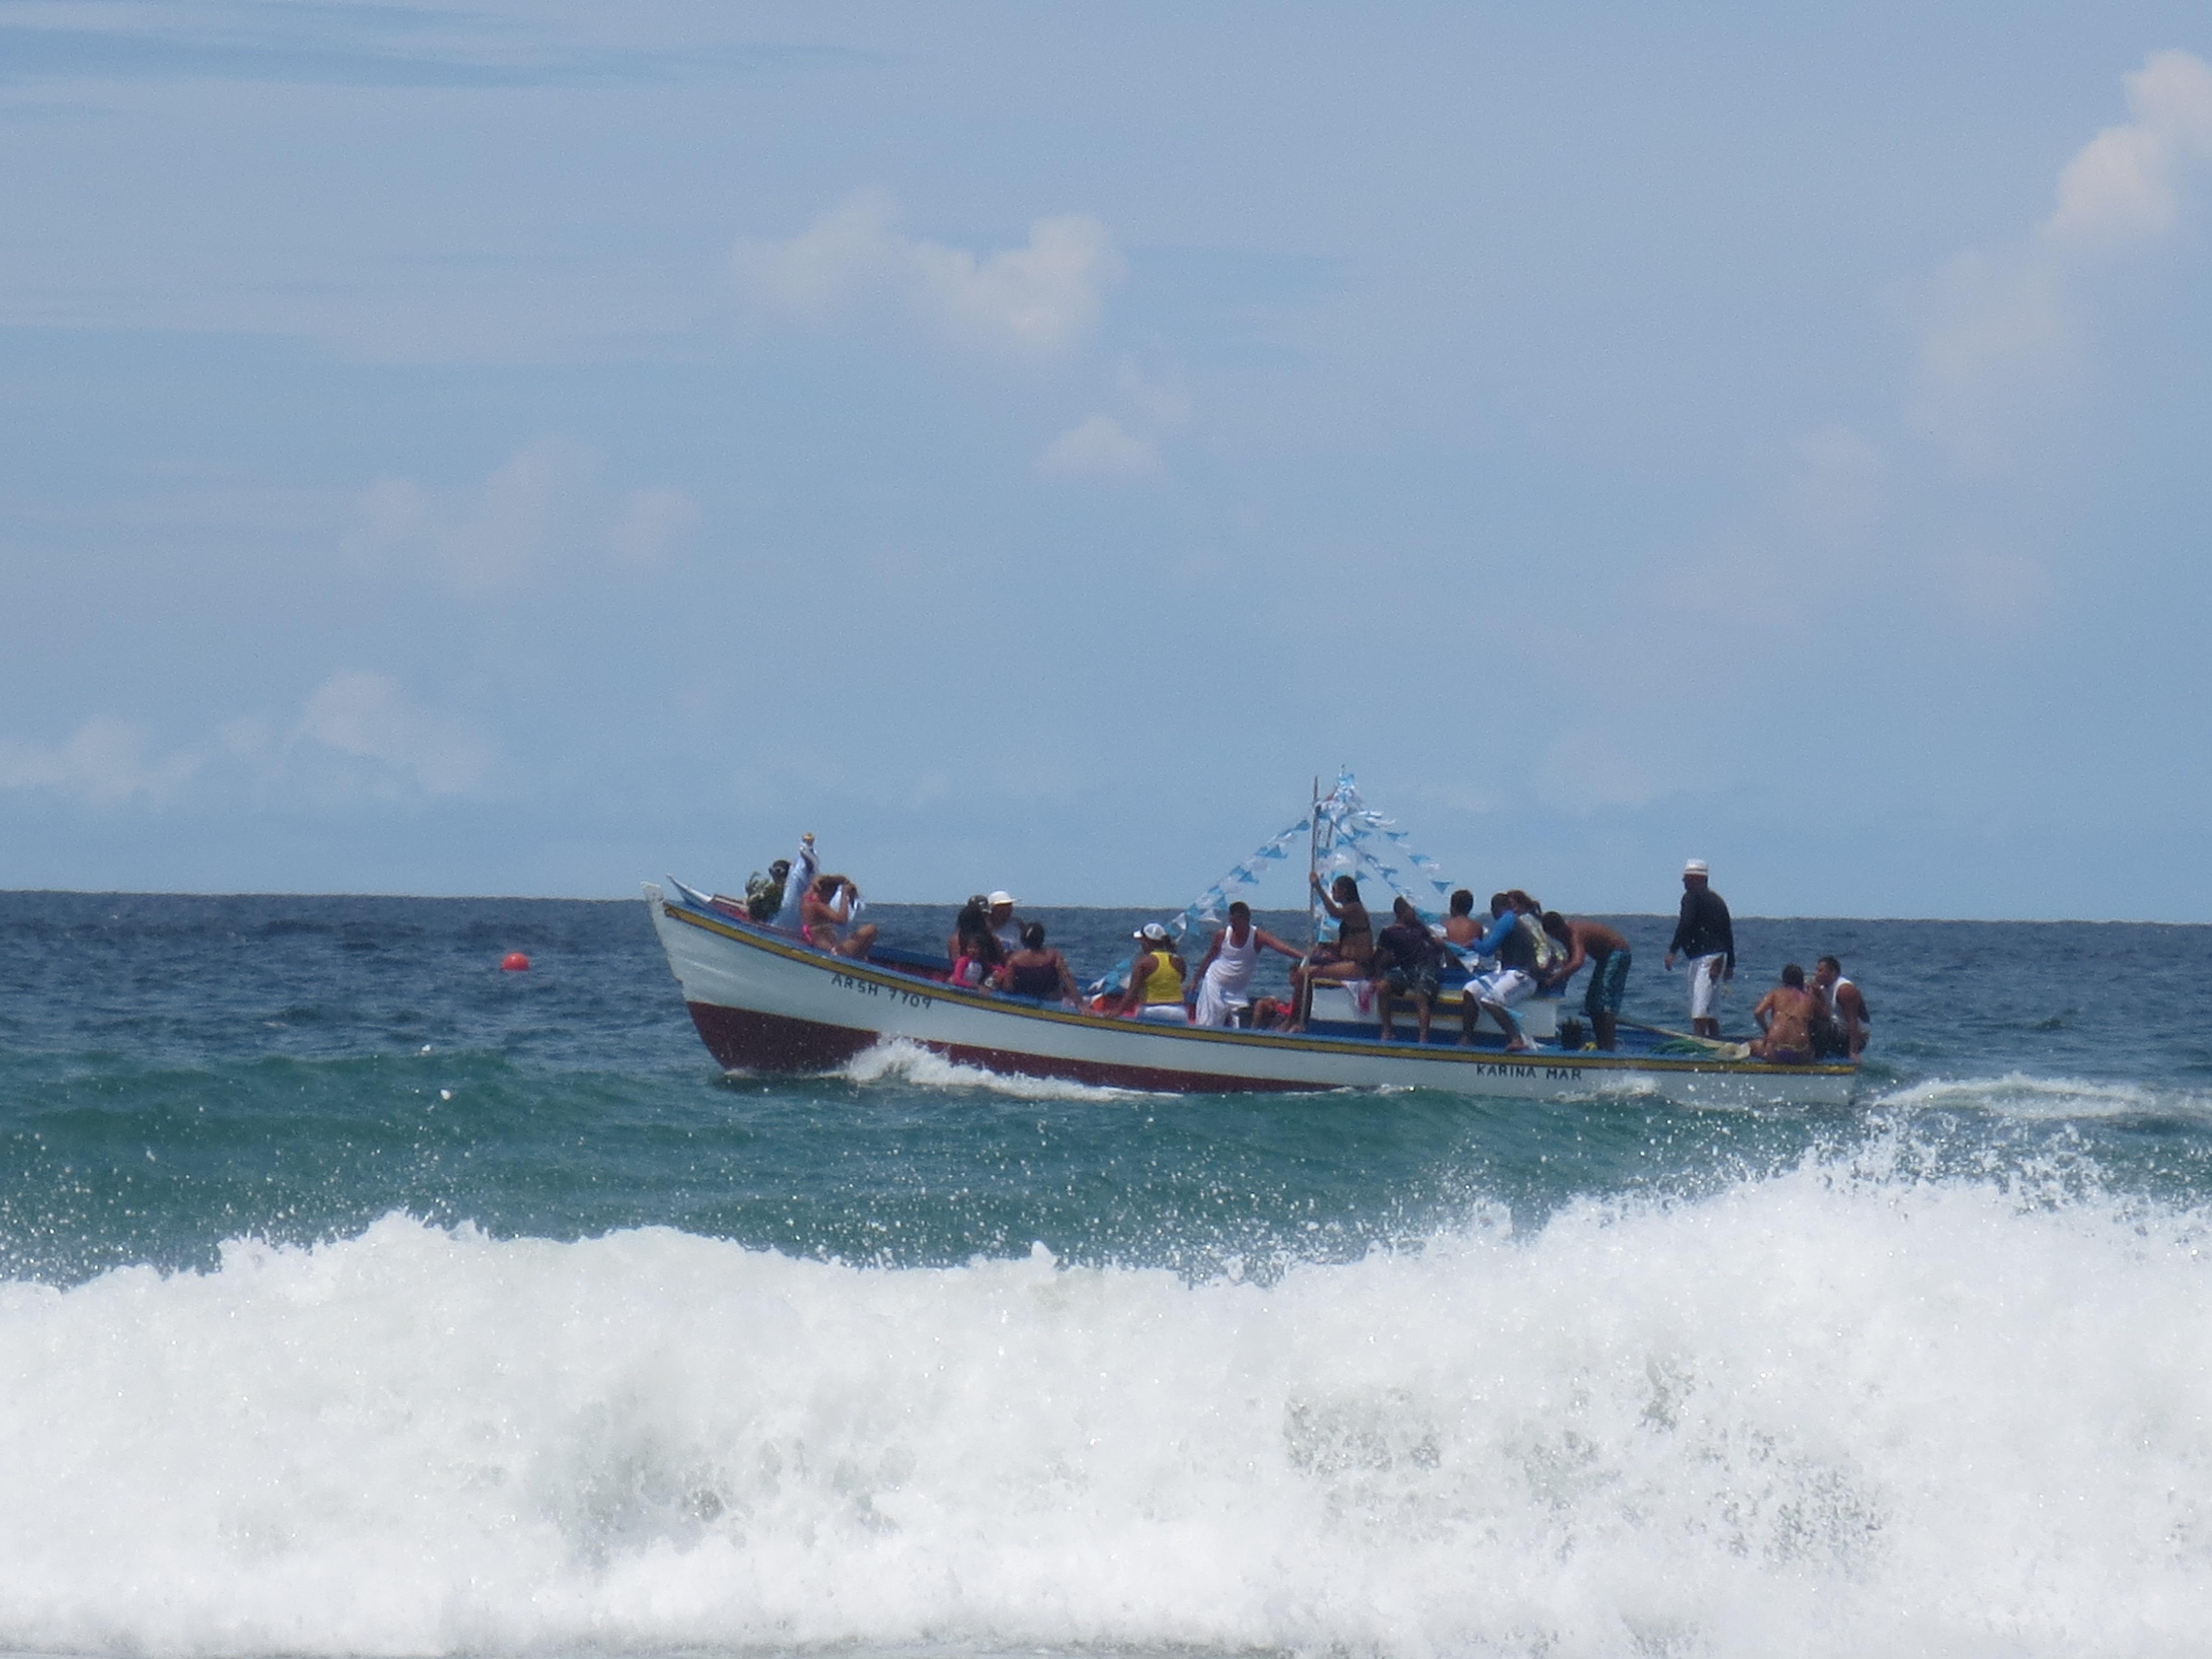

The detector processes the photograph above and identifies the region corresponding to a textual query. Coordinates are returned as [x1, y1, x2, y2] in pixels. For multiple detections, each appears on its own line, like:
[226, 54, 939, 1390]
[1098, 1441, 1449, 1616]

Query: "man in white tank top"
[1192, 901, 1304, 1026]
[1811, 955, 1869, 1058]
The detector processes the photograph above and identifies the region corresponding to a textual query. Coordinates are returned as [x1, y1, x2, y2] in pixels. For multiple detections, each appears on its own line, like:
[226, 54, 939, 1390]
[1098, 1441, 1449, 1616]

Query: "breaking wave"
[3, 1143, 2211, 1658]
[840, 1037, 1144, 1101]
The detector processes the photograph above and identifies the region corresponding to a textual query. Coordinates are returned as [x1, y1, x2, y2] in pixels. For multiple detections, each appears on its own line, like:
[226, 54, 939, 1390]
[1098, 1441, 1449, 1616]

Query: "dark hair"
[813, 873, 841, 896]
[769, 859, 790, 879]
[1490, 892, 1511, 914]
[1817, 955, 1841, 972]
[1393, 896, 1417, 920]
[1228, 900, 1250, 918]
[1542, 910, 1570, 942]
[1507, 890, 1537, 913]
[1332, 876, 1360, 901]
[1022, 921, 1046, 949]
[1450, 889, 1474, 915]
[1782, 963, 1805, 988]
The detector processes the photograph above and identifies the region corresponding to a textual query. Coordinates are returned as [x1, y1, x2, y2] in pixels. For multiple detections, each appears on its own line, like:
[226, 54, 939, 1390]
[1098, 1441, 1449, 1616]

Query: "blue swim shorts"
[1584, 949, 1631, 1015]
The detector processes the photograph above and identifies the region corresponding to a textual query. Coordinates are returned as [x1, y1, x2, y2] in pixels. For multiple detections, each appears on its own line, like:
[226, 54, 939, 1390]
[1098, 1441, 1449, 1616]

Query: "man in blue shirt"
[1458, 892, 1540, 1052]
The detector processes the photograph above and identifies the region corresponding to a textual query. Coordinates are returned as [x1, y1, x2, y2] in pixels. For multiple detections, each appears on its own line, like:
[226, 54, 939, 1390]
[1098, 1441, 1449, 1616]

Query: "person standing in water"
[1663, 859, 1734, 1038]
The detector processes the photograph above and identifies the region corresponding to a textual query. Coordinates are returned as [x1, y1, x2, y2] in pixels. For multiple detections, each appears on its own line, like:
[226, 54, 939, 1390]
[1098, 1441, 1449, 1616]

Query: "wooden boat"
[645, 883, 1858, 1105]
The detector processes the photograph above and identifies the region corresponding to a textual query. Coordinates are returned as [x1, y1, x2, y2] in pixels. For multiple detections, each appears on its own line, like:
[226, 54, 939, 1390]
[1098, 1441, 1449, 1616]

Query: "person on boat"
[1441, 889, 1486, 954]
[1539, 911, 1633, 1051]
[1809, 955, 1870, 1059]
[1460, 892, 1540, 1052]
[1118, 922, 1189, 1021]
[769, 833, 817, 932]
[998, 921, 1079, 1006]
[1287, 874, 1374, 1031]
[1191, 901, 1303, 1027]
[986, 891, 1024, 956]
[1750, 963, 1817, 1063]
[1663, 859, 1734, 1039]
[948, 897, 1005, 987]
[743, 858, 792, 922]
[800, 873, 878, 959]
[1370, 896, 1444, 1043]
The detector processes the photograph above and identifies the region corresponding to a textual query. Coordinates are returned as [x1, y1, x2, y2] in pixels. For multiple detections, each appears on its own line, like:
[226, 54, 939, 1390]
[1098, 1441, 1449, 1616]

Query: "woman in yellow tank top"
[1118, 922, 1187, 1017]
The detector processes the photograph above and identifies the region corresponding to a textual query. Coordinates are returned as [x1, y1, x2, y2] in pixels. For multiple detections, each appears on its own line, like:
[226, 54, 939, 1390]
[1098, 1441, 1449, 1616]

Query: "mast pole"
[1308, 773, 1322, 950]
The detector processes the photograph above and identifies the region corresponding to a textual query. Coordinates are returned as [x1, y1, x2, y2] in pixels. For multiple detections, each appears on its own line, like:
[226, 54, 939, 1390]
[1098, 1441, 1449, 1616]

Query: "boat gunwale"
[657, 892, 1857, 1081]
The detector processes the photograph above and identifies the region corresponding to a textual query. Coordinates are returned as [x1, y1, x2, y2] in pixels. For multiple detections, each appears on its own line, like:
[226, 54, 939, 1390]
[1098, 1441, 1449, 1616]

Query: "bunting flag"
[1088, 771, 1465, 993]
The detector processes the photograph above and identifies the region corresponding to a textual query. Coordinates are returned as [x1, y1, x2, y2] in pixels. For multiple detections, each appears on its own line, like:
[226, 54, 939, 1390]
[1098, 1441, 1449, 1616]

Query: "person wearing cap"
[986, 891, 1023, 957]
[1663, 859, 1734, 1038]
[1118, 922, 1188, 1021]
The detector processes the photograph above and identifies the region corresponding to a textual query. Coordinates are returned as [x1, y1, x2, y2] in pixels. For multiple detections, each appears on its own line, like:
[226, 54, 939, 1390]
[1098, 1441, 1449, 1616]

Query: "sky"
[2, 2, 2210, 918]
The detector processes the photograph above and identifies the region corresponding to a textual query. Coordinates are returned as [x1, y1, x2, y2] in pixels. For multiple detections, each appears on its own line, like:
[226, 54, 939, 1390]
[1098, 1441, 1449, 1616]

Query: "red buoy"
[501, 951, 530, 972]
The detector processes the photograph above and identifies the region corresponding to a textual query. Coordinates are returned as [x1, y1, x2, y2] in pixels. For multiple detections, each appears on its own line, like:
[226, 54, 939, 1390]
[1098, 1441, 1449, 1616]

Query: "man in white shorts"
[1662, 859, 1735, 1038]
[1457, 892, 1541, 1052]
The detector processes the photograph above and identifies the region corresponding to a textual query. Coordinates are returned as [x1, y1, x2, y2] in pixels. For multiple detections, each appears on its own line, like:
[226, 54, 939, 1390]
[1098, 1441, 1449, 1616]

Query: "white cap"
[1683, 858, 1709, 876]
[988, 890, 1016, 908]
[1136, 922, 1169, 942]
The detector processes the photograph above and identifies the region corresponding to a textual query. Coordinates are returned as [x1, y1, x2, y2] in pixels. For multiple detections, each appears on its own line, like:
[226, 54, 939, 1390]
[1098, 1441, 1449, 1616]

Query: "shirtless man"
[1750, 963, 1817, 1063]
[1810, 955, 1870, 1059]
[1539, 912, 1633, 1050]
[1287, 874, 1374, 1031]
[800, 873, 878, 960]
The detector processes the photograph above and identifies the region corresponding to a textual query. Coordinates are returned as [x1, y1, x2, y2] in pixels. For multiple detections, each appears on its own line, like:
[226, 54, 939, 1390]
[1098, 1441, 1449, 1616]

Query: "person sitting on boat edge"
[948, 897, 1005, 987]
[1750, 963, 1817, 1063]
[1460, 892, 1540, 1052]
[986, 890, 1024, 957]
[1192, 900, 1303, 1028]
[1540, 911, 1633, 1051]
[800, 873, 878, 960]
[1118, 922, 1189, 1021]
[998, 921, 1080, 1006]
[1371, 896, 1444, 1043]
[1286, 874, 1374, 1031]
[1810, 955, 1870, 1059]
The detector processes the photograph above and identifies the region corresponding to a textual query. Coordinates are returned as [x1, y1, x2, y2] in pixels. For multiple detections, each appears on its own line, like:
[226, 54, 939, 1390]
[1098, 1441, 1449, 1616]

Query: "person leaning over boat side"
[1750, 963, 1817, 1063]
[998, 921, 1079, 1006]
[1663, 859, 1735, 1039]
[1370, 896, 1444, 1044]
[1192, 900, 1302, 1027]
[986, 891, 1024, 957]
[800, 873, 878, 960]
[1287, 874, 1375, 1031]
[1460, 892, 1541, 1052]
[1809, 955, 1870, 1059]
[948, 897, 1005, 987]
[1118, 923, 1189, 1021]
[1539, 912, 1633, 1051]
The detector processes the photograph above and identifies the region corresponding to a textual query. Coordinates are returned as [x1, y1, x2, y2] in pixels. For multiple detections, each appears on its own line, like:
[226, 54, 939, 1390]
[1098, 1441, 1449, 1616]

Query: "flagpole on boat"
[1308, 773, 1321, 950]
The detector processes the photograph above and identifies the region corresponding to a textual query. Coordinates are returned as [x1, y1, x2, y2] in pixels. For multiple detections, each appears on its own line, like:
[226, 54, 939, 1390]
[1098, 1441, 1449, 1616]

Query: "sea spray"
[3, 1145, 2210, 1657]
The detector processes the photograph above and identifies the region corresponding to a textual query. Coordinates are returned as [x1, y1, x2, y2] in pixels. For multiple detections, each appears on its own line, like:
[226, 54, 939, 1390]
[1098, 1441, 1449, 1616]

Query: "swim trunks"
[1383, 962, 1440, 999]
[1471, 967, 1535, 1008]
[1584, 949, 1631, 1016]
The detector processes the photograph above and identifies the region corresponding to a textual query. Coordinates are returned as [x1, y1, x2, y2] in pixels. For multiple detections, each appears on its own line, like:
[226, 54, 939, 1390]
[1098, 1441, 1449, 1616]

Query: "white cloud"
[2043, 49, 2212, 251]
[609, 486, 701, 567]
[293, 671, 493, 797]
[1914, 49, 2212, 461]
[735, 190, 1125, 355]
[1037, 414, 1160, 481]
[345, 438, 664, 591]
[0, 716, 201, 806]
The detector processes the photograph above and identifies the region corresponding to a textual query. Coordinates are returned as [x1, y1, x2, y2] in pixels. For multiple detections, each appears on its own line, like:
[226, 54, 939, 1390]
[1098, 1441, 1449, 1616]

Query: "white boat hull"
[646, 886, 1857, 1106]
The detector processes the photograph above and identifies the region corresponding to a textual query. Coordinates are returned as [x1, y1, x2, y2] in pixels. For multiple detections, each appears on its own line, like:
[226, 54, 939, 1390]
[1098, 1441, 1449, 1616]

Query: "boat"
[643, 889, 1858, 1108]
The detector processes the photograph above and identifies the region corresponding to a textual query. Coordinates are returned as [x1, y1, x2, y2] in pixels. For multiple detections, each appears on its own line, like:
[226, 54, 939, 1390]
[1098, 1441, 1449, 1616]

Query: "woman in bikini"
[800, 874, 879, 960]
[1287, 873, 1374, 1031]
[1751, 963, 1817, 1063]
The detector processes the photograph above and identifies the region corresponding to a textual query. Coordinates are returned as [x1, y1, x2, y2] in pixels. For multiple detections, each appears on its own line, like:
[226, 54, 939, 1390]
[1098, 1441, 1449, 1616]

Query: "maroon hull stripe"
[684, 1000, 1307, 1093]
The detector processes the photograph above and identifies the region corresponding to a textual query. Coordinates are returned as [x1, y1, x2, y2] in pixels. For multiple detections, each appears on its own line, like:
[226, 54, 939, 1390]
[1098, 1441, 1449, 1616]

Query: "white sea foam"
[840, 1038, 1144, 1101]
[1875, 1070, 2212, 1121]
[3, 1157, 2212, 1658]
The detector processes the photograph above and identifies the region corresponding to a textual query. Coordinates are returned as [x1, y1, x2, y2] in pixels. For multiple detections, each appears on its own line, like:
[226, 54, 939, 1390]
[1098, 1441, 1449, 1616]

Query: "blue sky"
[2, 2, 2210, 918]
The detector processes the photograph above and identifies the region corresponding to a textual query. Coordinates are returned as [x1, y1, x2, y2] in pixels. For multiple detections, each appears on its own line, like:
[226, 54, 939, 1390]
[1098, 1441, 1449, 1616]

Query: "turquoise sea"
[3, 890, 2210, 1657]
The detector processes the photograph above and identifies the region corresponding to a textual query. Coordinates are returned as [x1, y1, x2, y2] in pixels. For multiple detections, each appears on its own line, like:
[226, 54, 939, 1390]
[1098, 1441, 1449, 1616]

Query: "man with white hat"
[1663, 859, 1735, 1039]
[986, 891, 1023, 957]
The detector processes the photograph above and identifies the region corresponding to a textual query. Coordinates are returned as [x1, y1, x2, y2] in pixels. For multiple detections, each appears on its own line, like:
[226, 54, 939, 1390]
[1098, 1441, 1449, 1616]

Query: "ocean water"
[3, 891, 2212, 1658]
